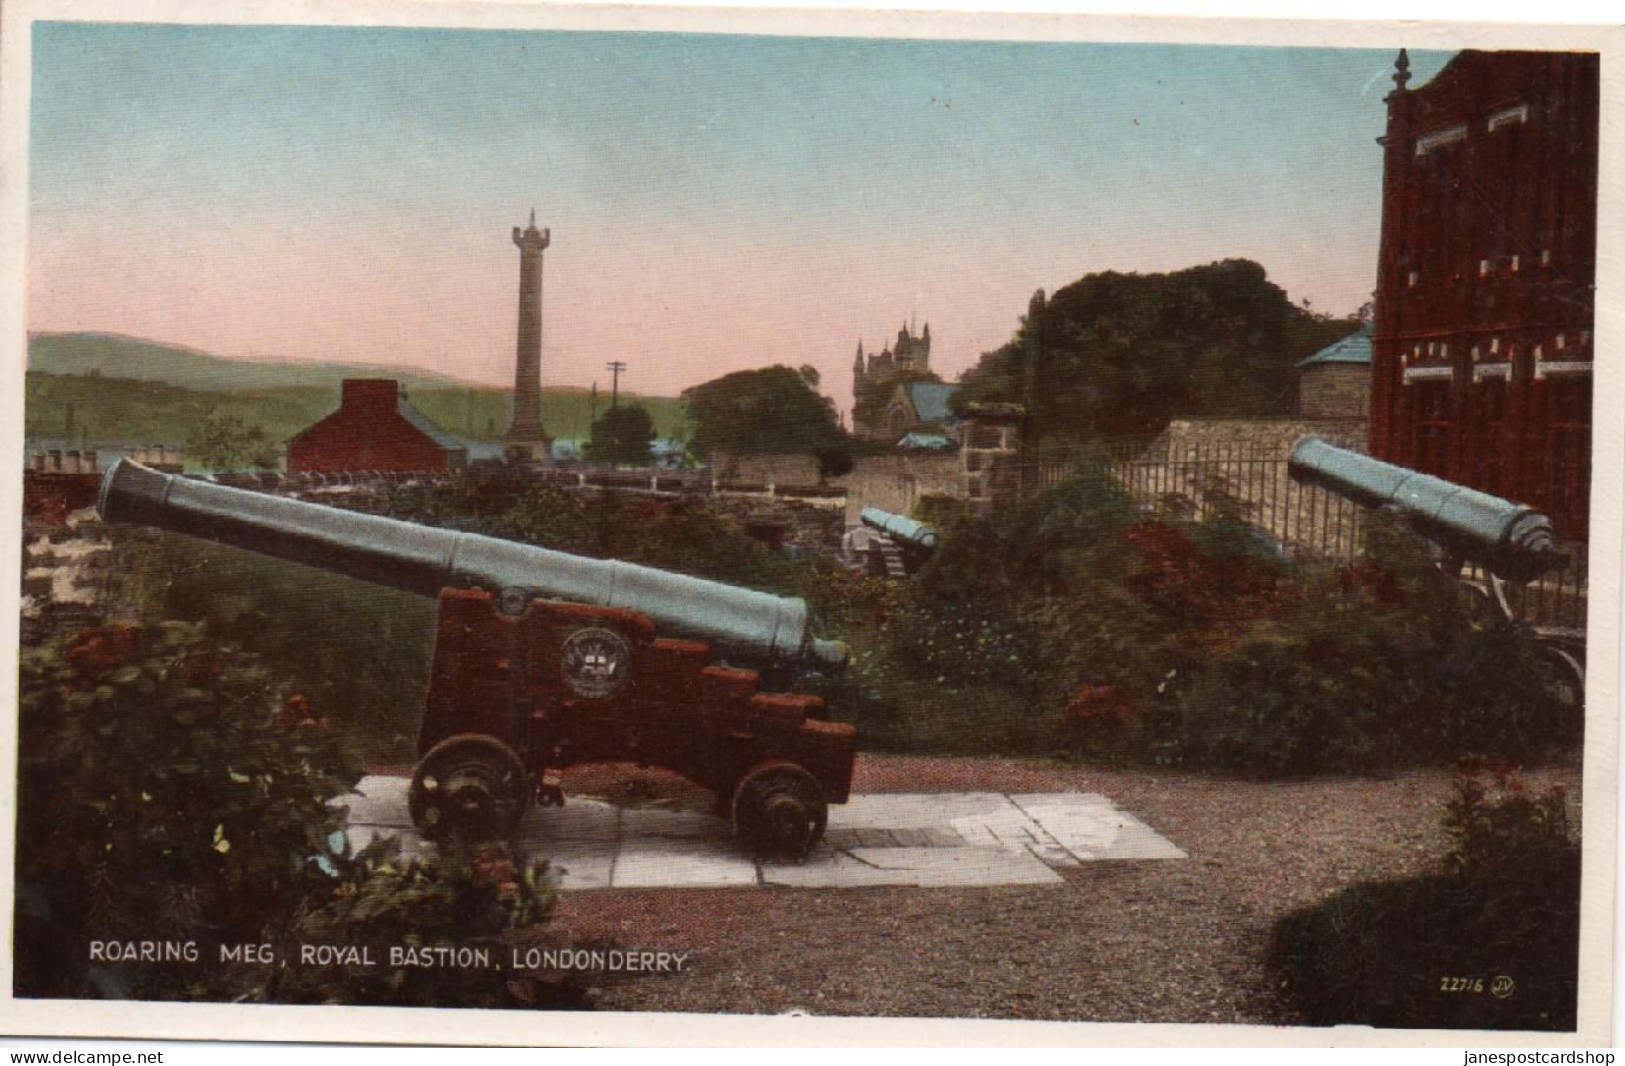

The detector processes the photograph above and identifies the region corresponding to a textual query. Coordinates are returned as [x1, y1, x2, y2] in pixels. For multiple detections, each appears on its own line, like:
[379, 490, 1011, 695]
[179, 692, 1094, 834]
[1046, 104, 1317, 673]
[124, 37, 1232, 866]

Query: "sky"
[27, 23, 1451, 416]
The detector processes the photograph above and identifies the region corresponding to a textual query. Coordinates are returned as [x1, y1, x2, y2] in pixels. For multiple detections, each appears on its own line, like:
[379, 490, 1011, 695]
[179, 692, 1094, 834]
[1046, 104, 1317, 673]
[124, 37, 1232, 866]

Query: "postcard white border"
[1, 0, 1619, 1048]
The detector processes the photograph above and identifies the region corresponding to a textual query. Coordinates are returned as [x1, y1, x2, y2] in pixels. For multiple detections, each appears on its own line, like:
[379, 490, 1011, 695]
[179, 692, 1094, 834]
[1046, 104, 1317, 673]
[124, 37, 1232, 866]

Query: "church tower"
[506, 209, 552, 459]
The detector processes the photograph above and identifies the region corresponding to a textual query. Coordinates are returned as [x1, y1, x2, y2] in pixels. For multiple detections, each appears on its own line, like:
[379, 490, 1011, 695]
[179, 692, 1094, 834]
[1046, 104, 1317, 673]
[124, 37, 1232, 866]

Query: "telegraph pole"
[606, 361, 627, 409]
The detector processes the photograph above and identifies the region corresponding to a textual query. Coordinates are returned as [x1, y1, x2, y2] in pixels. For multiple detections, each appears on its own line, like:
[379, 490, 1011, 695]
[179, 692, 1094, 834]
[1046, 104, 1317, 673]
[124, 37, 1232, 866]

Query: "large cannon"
[1288, 437, 1563, 583]
[98, 459, 855, 858]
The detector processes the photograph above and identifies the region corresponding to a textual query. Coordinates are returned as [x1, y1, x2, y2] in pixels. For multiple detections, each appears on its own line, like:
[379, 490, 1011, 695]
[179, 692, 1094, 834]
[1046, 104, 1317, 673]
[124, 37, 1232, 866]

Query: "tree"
[815, 445, 854, 482]
[682, 365, 848, 457]
[585, 403, 656, 465]
[956, 259, 1359, 443]
[185, 412, 280, 470]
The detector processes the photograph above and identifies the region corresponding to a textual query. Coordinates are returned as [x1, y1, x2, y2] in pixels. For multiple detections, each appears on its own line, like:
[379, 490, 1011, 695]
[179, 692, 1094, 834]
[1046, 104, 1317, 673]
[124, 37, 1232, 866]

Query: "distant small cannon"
[856, 507, 937, 578]
[98, 460, 854, 858]
[1288, 437, 1562, 583]
[859, 507, 938, 554]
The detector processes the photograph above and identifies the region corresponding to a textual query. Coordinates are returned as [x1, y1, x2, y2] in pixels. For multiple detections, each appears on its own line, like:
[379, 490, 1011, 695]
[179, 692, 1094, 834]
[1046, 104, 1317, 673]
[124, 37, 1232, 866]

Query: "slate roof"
[396, 398, 468, 454]
[897, 432, 951, 450]
[1297, 325, 1372, 368]
[904, 382, 961, 424]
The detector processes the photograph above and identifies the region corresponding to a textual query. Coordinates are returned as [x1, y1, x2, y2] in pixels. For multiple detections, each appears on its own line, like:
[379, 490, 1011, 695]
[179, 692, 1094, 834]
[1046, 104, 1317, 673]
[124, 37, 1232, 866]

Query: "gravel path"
[539, 752, 1583, 1023]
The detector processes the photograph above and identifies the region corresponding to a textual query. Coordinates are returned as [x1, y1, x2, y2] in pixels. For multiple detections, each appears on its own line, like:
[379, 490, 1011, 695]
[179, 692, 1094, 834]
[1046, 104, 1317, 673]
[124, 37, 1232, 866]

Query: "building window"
[1479, 259, 1491, 276]
[1415, 123, 1469, 155]
[1408, 271, 1419, 288]
[1542, 248, 1552, 266]
[1543, 382, 1591, 534]
[1474, 377, 1508, 496]
[1414, 382, 1452, 476]
[1510, 254, 1520, 273]
[1487, 104, 1529, 132]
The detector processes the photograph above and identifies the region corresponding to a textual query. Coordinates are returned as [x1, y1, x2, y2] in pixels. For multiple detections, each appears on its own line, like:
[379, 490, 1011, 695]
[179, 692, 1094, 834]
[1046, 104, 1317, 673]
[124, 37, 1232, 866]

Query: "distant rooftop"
[1298, 325, 1372, 368]
[897, 432, 951, 450]
[395, 396, 468, 454]
[905, 382, 961, 425]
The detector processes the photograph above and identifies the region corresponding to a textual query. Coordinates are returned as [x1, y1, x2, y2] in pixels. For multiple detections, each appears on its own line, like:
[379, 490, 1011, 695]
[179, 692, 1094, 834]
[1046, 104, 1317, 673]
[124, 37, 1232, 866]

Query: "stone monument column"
[507, 209, 552, 459]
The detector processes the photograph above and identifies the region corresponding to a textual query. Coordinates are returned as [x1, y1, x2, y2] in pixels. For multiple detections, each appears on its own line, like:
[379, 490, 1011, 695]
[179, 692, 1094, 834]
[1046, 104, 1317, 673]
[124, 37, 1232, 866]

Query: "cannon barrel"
[98, 459, 847, 668]
[859, 507, 938, 553]
[1288, 437, 1561, 582]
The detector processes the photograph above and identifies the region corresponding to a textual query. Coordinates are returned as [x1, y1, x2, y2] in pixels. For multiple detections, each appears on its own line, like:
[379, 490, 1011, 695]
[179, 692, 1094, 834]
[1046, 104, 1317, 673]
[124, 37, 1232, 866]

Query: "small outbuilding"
[1296, 326, 1371, 421]
[286, 379, 467, 473]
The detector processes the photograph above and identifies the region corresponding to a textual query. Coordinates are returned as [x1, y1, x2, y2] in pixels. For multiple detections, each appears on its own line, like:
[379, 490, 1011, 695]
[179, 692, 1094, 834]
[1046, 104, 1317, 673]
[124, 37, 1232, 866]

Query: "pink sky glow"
[27, 211, 1371, 418]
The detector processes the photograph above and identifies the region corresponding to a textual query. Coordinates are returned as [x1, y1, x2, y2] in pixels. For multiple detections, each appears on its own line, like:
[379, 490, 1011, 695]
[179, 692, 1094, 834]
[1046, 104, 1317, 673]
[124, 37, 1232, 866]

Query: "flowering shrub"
[274, 839, 582, 1008]
[1445, 759, 1577, 901]
[1129, 512, 1575, 776]
[17, 619, 584, 1009]
[16, 620, 363, 999]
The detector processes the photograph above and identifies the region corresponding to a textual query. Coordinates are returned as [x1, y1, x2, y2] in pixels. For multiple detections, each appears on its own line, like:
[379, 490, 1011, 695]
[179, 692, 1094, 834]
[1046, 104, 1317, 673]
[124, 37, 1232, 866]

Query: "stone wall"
[708, 451, 821, 488]
[840, 452, 964, 526]
[1160, 416, 1369, 459]
[1297, 364, 1371, 421]
[706, 450, 967, 527]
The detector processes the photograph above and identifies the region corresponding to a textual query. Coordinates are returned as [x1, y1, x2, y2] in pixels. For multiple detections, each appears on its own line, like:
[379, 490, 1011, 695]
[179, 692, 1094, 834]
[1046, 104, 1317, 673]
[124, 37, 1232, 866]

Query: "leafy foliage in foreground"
[841, 468, 1576, 776]
[275, 839, 587, 1009]
[1269, 765, 1579, 1030]
[14, 620, 580, 1008]
[15, 620, 362, 1000]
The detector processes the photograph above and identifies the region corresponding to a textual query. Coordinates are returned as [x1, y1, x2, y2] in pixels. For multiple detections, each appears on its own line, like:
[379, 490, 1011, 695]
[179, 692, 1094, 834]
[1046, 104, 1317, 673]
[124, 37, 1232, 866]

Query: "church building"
[852, 321, 951, 441]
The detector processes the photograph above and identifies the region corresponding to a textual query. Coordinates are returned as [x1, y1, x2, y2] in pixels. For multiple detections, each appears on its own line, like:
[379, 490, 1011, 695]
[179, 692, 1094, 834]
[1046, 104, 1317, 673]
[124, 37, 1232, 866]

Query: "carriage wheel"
[1537, 642, 1586, 711]
[409, 734, 533, 842]
[731, 762, 827, 861]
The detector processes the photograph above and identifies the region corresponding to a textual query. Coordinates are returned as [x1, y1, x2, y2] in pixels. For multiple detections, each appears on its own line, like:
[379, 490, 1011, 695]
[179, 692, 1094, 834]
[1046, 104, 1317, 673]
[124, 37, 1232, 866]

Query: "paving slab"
[762, 845, 1062, 888]
[612, 840, 761, 889]
[341, 777, 1183, 891]
[1011, 793, 1188, 862]
[341, 776, 414, 829]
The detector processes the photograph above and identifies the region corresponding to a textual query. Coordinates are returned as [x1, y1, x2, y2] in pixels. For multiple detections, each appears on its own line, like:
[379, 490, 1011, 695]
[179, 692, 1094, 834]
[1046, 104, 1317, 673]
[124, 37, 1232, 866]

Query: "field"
[26, 333, 686, 451]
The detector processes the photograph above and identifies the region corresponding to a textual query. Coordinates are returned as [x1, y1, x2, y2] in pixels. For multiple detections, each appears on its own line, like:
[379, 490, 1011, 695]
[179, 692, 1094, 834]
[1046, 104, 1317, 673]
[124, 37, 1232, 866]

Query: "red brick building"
[1369, 49, 1597, 540]
[287, 379, 467, 473]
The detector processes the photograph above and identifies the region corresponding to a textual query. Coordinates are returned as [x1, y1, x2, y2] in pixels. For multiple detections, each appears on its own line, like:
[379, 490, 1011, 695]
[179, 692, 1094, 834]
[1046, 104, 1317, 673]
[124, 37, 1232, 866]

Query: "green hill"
[28, 332, 471, 393]
[25, 332, 687, 453]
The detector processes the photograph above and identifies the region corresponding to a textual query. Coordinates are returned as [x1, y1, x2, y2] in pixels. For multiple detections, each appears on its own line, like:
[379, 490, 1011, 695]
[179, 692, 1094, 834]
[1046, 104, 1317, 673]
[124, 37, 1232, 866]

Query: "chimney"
[342, 379, 401, 412]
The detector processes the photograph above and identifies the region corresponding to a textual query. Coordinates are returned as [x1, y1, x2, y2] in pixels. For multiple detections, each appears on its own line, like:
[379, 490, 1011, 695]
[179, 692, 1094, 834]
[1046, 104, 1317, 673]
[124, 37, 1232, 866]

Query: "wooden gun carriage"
[98, 460, 854, 858]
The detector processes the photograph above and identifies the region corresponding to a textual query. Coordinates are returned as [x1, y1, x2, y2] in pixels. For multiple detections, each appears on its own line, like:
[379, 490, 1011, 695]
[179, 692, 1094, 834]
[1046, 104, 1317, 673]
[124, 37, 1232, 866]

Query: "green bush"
[129, 534, 435, 765]
[273, 839, 586, 1009]
[16, 619, 589, 1010]
[840, 470, 1575, 776]
[1270, 766, 1579, 1030]
[15, 620, 363, 1000]
[1131, 516, 1575, 776]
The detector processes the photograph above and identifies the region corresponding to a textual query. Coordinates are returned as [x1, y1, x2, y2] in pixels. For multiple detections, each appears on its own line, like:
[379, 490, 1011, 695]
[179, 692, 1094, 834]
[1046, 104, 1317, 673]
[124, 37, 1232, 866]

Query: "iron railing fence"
[1024, 446, 1588, 634]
